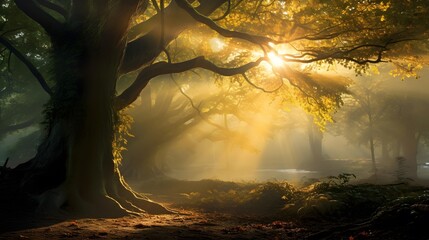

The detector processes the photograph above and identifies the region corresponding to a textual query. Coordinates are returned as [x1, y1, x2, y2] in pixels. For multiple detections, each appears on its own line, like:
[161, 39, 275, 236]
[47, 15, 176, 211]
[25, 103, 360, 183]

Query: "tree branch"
[120, 0, 228, 74]
[211, 0, 231, 21]
[36, 0, 68, 19]
[0, 118, 36, 136]
[175, 0, 273, 45]
[14, 0, 63, 35]
[151, 0, 161, 12]
[279, 42, 391, 65]
[102, 0, 140, 43]
[116, 56, 263, 110]
[171, 74, 227, 130]
[0, 36, 53, 96]
[241, 72, 283, 93]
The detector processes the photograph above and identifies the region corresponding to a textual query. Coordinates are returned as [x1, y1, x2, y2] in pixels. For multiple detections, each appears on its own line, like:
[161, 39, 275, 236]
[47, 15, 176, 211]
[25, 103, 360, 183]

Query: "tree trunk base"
[1, 165, 173, 218]
[34, 180, 174, 218]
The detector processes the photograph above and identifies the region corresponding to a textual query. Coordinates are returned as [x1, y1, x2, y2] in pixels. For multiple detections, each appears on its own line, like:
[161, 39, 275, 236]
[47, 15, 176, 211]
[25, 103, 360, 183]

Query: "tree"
[0, 2, 52, 163]
[384, 82, 429, 179]
[337, 78, 382, 175]
[121, 77, 239, 180]
[332, 74, 429, 179]
[0, 70, 46, 165]
[1, 0, 428, 217]
[123, 75, 288, 180]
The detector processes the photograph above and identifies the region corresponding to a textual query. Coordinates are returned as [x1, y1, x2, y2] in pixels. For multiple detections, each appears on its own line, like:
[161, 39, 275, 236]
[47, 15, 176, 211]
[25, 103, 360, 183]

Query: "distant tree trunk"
[366, 93, 377, 175]
[400, 130, 419, 179]
[381, 139, 390, 162]
[393, 139, 401, 158]
[122, 144, 167, 180]
[397, 98, 419, 180]
[368, 132, 377, 174]
[121, 83, 170, 181]
[121, 80, 199, 181]
[307, 116, 324, 163]
[380, 138, 395, 174]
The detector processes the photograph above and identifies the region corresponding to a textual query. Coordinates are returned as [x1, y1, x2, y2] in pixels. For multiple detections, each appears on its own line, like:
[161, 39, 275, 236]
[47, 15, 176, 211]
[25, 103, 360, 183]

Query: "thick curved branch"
[116, 56, 263, 110]
[0, 118, 36, 136]
[280, 42, 391, 64]
[14, 0, 62, 35]
[211, 0, 231, 21]
[175, 0, 273, 45]
[36, 0, 68, 19]
[0, 36, 53, 96]
[121, 0, 228, 74]
[127, 13, 158, 42]
[102, 0, 140, 43]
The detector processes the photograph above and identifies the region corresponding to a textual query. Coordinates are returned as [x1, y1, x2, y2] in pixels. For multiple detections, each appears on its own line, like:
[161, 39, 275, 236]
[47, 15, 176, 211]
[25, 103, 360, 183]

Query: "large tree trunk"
[9, 21, 169, 217]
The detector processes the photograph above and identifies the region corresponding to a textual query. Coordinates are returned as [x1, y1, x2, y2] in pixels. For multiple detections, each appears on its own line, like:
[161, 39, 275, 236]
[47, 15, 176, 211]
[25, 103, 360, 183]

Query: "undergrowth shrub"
[177, 174, 429, 221]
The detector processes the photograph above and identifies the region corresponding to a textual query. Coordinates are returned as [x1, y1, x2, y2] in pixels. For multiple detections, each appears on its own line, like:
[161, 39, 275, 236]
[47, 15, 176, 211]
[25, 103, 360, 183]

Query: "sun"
[267, 52, 285, 68]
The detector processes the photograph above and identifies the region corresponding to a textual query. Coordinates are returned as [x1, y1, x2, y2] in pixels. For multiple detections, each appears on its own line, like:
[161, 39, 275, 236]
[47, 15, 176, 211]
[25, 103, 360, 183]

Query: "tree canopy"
[3, 0, 428, 117]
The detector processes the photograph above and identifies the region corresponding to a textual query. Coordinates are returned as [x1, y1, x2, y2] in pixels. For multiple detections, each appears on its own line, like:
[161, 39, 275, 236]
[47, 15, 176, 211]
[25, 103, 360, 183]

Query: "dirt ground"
[0, 207, 421, 240]
[0, 210, 312, 240]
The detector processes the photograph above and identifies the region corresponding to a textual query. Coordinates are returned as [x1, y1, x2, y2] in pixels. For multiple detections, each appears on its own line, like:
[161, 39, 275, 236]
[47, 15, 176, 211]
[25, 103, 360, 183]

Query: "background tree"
[336, 78, 383, 175]
[332, 74, 429, 179]
[306, 115, 325, 165]
[123, 74, 290, 181]
[0, 2, 52, 165]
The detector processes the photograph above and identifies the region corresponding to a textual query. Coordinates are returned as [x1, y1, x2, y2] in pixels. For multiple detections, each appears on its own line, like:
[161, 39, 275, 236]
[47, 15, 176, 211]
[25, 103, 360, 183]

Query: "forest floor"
[0, 210, 312, 240]
[1, 177, 429, 240]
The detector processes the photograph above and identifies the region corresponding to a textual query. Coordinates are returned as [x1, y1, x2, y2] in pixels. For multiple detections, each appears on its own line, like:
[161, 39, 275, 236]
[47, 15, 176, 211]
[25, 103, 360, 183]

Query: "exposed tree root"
[2, 133, 174, 218]
[32, 179, 175, 218]
[2, 166, 174, 219]
[110, 171, 174, 215]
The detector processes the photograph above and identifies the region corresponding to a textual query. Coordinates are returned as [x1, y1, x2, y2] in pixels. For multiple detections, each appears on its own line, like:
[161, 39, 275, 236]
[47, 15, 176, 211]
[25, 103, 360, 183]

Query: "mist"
[2, 65, 429, 185]
[112, 67, 429, 184]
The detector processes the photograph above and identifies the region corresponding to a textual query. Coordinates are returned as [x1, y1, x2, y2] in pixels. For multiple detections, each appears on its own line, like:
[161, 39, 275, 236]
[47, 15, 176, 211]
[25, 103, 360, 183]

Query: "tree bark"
[10, 17, 169, 216]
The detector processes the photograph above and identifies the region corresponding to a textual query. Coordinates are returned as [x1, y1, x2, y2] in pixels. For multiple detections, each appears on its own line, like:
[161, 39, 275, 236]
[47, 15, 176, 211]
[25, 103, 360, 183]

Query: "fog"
[2, 65, 429, 183]
[120, 66, 429, 183]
